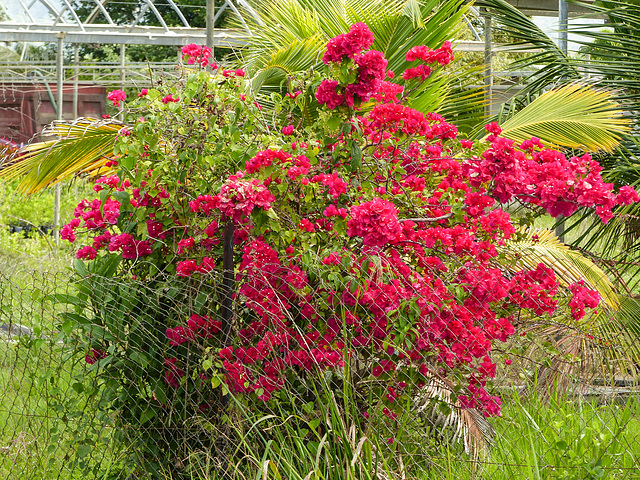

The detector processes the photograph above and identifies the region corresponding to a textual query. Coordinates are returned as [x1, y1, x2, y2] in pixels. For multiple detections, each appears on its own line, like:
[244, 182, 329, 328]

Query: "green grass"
[212, 379, 640, 480]
[426, 391, 640, 480]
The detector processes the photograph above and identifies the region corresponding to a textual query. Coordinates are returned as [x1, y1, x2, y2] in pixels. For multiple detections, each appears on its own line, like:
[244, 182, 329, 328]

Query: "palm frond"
[0, 118, 121, 194]
[502, 227, 619, 309]
[522, 293, 640, 396]
[236, 0, 481, 126]
[414, 371, 494, 461]
[593, 294, 640, 365]
[490, 84, 630, 152]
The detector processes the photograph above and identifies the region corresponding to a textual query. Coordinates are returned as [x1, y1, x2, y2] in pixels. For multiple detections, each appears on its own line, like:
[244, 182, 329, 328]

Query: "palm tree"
[472, 0, 640, 389]
[474, 0, 640, 286]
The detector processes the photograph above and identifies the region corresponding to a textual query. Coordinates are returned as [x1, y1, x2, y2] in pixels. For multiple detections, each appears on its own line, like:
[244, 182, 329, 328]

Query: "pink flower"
[85, 349, 106, 365]
[282, 125, 294, 135]
[138, 88, 148, 97]
[60, 219, 80, 243]
[217, 172, 275, 222]
[181, 44, 213, 67]
[107, 89, 126, 107]
[177, 259, 199, 277]
[315, 80, 345, 110]
[77, 246, 97, 260]
[617, 185, 639, 205]
[568, 280, 600, 320]
[322, 23, 375, 64]
[299, 218, 315, 232]
[177, 237, 195, 254]
[161, 94, 180, 104]
[347, 198, 401, 246]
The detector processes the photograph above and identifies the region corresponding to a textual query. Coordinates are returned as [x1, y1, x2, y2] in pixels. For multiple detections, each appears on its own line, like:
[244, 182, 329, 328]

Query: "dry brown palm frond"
[518, 304, 640, 400]
[413, 371, 494, 463]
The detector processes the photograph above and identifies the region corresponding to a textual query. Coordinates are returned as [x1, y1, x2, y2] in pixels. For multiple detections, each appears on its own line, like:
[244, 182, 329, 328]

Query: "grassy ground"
[427, 392, 640, 479]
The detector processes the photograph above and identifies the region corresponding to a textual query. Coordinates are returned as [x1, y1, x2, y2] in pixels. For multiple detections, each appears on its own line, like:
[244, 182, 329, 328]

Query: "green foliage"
[488, 85, 630, 152]
[237, 0, 486, 132]
[69, 0, 232, 63]
[0, 180, 86, 227]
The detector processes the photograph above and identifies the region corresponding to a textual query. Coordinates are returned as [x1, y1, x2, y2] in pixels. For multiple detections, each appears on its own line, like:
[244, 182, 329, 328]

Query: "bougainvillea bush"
[56, 23, 638, 478]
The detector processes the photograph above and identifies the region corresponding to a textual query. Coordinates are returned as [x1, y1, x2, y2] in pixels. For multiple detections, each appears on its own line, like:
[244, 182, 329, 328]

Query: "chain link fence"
[0, 246, 638, 480]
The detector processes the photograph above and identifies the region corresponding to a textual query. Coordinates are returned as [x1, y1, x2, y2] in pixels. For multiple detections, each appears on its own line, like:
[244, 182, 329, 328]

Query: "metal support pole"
[556, 1, 568, 242]
[220, 220, 234, 409]
[120, 44, 126, 121]
[222, 221, 234, 348]
[206, 0, 215, 57]
[73, 45, 79, 119]
[54, 32, 65, 247]
[483, 12, 493, 119]
[559, 0, 569, 56]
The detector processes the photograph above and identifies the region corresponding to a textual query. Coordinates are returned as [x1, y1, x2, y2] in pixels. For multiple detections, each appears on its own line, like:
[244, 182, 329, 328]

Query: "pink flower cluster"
[508, 264, 559, 316]
[367, 104, 458, 140]
[406, 42, 454, 64]
[85, 348, 106, 365]
[176, 257, 216, 276]
[181, 44, 214, 68]
[316, 24, 388, 109]
[161, 94, 180, 104]
[166, 314, 222, 346]
[322, 22, 375, 64]
[189, 173, 276, 223]
[107, 89, 126, 107]
[108, 233, 153, 260]
[347, 198, 402, 246]
[568, 281, 600, 320]
[463, 127, 640, 222]
[217, 172, 275, 222]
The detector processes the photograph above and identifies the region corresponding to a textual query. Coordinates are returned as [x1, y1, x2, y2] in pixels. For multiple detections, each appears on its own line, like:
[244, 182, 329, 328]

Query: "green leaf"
[308, 419, 321, 430]
[350, 142, 362, 171]
[73, 258, 89, 278]
[140, 406, 158, 425]
[266, 208, 280, 220]
[129, 351, 150, 369]
[493, 85, 629, 152]
[77, 444, 92, 459]
[326, 115, 342, 131]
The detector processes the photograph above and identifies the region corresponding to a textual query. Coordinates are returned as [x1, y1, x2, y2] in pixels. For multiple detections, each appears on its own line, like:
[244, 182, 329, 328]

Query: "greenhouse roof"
[0, 0, 255, 46]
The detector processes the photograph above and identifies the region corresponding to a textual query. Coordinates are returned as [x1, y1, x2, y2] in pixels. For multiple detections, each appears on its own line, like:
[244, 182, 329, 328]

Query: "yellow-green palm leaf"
[490, 84, 630, 152]
[0, 118, 121, 195]
[501, 227, 618, 309]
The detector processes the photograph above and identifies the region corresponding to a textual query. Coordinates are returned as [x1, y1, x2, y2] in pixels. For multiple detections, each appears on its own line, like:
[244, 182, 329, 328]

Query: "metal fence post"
[53, 32, 65, 247]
